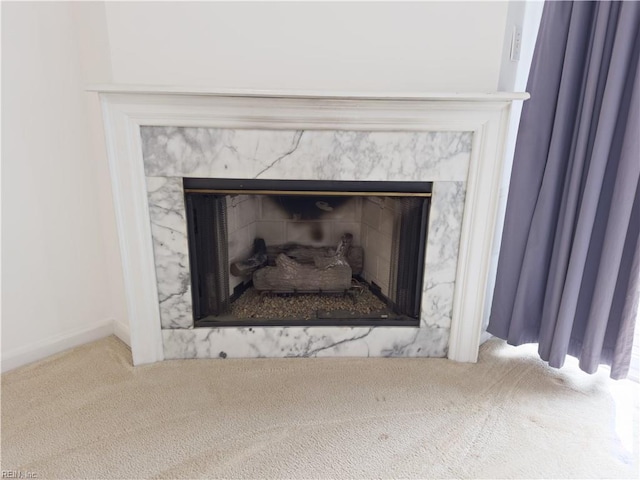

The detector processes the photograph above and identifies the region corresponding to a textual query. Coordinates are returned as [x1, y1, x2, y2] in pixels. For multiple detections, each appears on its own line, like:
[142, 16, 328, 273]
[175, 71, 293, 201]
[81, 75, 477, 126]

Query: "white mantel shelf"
[96, 85, 528, 367]
[87, 84, 529, 102]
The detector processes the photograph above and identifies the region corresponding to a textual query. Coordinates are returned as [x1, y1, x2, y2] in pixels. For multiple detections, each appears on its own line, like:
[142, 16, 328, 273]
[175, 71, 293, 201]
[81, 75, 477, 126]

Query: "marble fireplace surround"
[94, 86, 527, 366]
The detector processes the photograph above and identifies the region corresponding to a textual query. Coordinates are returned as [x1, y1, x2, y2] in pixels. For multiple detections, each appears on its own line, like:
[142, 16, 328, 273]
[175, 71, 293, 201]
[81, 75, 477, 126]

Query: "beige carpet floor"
[1, 336, 638, 479]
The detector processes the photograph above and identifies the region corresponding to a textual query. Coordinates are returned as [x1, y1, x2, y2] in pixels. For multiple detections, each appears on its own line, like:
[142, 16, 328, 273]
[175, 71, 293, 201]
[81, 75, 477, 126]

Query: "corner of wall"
[482, 0, 545, 336]
[1, 2, 132, 374]
[73, 0, 132, 349]
[113, 318, 131, 347]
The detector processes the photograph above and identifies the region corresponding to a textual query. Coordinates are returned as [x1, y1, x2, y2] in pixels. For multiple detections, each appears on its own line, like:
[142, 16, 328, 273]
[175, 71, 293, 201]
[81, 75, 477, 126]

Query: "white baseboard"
[1, 319, 115, 373]
[479, 330, 493, 345]
[113, 319, 131, 347]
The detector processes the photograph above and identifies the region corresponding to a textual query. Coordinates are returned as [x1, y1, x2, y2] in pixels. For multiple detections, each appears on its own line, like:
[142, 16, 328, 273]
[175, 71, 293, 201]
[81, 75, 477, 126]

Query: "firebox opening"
[184, 178, 432, 327]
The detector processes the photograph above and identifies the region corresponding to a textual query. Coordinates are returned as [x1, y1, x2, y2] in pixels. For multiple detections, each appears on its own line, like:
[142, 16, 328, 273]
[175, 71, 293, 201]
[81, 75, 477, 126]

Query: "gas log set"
[231, 234, 361, 294]
[224, 233, 393, 324]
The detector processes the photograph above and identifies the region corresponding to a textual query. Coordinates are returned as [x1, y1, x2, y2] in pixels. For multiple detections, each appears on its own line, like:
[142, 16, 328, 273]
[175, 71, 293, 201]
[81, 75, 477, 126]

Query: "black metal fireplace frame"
[184, 178, 432, 328]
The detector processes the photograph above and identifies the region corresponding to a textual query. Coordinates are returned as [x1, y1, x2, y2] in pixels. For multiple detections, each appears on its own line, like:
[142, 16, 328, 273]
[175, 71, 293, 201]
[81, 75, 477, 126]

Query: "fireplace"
[140, 123, 469, 359]
[93, 87, 527, 364]
[183, 178, 432, 327]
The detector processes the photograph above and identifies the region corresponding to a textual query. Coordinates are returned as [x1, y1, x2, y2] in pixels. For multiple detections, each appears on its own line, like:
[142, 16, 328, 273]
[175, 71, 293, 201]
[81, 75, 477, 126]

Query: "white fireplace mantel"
[91, 85, 528, 366]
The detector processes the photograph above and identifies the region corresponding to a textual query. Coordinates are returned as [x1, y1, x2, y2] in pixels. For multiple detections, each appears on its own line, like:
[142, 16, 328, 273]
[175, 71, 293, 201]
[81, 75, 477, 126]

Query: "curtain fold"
[488, 1, 640, 379]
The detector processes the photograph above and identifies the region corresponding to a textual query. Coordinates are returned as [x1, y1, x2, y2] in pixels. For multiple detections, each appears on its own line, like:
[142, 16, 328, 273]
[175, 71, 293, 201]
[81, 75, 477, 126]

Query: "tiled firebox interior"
[141, 126, 472, 359]
[227, 195, 395, 296]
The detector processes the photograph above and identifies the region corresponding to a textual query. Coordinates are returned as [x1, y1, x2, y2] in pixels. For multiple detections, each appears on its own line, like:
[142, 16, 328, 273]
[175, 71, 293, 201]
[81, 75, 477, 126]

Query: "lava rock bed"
[230, 286, 388, 320]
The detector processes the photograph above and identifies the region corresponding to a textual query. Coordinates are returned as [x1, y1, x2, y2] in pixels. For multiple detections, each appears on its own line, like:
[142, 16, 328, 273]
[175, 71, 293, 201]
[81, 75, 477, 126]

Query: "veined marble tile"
[146, 180, 466, 333]
[146, 177, 193, 328]
[162, 325, 449, 359]
[141, 126, 473, 359]
[421, 182, 466, 329]
[141, 127, 472, 182]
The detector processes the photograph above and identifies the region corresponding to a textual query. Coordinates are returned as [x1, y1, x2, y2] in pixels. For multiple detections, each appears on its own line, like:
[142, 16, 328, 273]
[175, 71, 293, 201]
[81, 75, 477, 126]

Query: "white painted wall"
[1, 2, 125, 371]
[104, 1, 509, 92]
[481, 0, 544, 343]
[71, 2, 130, 347]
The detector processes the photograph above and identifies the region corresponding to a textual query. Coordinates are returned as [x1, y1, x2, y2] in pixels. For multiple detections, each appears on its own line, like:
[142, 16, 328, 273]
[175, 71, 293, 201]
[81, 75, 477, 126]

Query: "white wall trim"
[101, 97, 165, 366]
[96, 89, 527, 365]
[88, 85, 528, 102]
[1, 319, 115, 373]
[113, 319, 131, 347]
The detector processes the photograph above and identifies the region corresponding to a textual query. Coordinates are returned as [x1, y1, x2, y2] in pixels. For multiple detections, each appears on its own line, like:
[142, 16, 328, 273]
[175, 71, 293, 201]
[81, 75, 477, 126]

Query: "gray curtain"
[488, 1, 640, 379]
